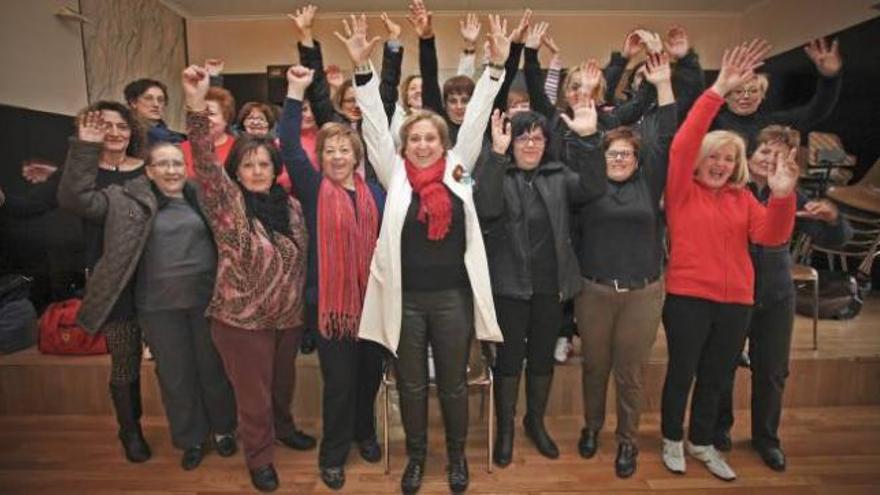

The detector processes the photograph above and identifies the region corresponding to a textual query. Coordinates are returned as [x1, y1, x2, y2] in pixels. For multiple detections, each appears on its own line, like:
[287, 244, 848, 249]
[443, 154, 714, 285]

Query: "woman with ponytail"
[279, 64, 386, 490]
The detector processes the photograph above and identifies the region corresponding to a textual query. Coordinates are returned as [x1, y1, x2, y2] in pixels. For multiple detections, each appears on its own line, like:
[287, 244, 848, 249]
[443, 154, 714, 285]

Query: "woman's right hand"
[407, 0, 433, 39]
[560, 99, 598, 137]
[490, 109, 511, 154]
[525, 21, 549, 50]
[286, 65, 315, 100]
[182, 65, 209, 111]
[711, 38, 770, 97]
[334, 14, 382, 67]
[78, 110, 106, 143]
[288, 4, 317, 36]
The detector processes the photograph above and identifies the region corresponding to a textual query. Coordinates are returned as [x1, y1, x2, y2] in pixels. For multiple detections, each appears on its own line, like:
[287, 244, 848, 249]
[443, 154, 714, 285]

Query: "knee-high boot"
[110, 379, 152, 463]
[523, 372, 559, 459]
[493, 374, 520, 467]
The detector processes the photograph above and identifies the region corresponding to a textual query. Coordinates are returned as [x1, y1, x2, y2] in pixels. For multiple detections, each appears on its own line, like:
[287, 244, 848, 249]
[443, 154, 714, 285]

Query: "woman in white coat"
[337, 14, 508, 495]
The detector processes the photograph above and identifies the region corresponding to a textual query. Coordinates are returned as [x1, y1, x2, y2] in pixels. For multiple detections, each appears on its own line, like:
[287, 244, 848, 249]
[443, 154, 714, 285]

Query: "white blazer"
[355, 67, 505, 356]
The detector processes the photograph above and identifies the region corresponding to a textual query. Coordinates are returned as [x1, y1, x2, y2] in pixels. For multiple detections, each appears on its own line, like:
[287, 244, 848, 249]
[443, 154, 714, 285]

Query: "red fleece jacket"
[664, 89, 796, 304]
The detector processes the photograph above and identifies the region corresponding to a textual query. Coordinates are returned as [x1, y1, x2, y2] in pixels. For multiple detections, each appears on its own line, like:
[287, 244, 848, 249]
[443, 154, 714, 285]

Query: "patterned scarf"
[404, 156, 451, 241]
[316, 175, 379, 339]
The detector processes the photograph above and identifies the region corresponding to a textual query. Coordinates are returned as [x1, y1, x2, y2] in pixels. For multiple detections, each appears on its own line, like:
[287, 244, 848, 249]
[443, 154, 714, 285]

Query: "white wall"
[0, 0, 88, 115]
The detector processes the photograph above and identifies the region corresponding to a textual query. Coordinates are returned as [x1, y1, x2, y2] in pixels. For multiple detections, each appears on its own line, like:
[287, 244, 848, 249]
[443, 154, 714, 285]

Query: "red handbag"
[38, 299, 108, 355]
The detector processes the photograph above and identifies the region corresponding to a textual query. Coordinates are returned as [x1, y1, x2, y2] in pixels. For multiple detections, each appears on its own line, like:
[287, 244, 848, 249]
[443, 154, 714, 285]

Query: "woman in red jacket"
[659, 40, 799, 482]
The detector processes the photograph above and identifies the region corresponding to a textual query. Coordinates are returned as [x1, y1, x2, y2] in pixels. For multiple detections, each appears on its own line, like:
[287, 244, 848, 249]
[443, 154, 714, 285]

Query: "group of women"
[54, 1, 850, 493]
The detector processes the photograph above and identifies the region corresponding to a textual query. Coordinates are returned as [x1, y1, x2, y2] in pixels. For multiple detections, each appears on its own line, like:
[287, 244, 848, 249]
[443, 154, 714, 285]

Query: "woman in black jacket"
[474, 102, 605, 467]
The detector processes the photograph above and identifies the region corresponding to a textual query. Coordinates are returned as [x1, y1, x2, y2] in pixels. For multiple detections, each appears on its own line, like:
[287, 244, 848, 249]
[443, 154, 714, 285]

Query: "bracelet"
[488, 62, 505, 71]
[463, 48, 476, 55]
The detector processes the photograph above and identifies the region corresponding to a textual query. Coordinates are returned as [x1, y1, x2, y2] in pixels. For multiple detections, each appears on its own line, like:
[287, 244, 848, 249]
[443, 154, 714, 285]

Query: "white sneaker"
[686, 441, 736, 481]
[662, 438, 686, 474]
[553, 337, 572, 364]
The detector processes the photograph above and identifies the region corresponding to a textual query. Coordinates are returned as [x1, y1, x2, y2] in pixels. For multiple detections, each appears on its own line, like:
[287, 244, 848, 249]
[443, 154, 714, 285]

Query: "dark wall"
[0, 105, 73, 195]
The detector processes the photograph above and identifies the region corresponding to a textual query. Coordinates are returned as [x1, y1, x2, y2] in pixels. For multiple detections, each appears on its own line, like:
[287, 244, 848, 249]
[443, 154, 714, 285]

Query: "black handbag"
[0, 274, 33, 306]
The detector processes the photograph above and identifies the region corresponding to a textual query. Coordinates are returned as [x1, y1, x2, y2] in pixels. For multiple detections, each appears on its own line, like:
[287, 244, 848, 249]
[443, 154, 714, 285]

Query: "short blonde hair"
[316, 122, 364, 167]
[559, 65, 607, 111]
[398, 109, 451, 155]
[697, 130, 749, 187]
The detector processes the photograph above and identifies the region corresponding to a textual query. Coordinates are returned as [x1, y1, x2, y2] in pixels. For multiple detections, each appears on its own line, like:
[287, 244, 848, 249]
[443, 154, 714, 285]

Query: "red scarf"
[405, 156, 452, 241]
[316, 175, 379, 339]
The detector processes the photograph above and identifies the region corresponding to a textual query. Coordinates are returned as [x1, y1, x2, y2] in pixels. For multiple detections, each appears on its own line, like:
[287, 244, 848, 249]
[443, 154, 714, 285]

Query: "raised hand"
[459, 13, 481, 50]
[204, 58, 225, 77]
[797, 199, 840, 223]
[407, 0, 433, 39]
[635, 29, 663, 55]
[804, 37, 842, 77]
[486, 14, 512, 66]
[78, 110, 107, 143]
[542, 33, 560, 55]
[581, 59, 603, 94]
[664, 25, 690, 60]
[490, 109, 511, 154]
[286, 65, 315, 100]
[380, 12, 402, 40]
[509, 9, 532, 44]
[621, 30, 643, 59]
[288, 4, 317, 35]
[334, 14, 382, 67]
[182, 65, 210, 110]
[525, 21, 549, 50]
[711, 38, 770, 96]
[644, 52, 672, 86]
[767, 146, 799, 198]
[560, 99, 598, 137]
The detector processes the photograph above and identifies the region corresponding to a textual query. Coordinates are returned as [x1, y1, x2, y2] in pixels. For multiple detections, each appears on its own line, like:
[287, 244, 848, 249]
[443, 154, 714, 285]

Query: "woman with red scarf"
[339, 14, 507, 495]
[278, 64, 386, 491]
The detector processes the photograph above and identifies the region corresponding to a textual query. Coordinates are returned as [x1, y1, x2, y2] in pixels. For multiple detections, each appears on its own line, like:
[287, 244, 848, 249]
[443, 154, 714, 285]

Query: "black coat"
[474, 135, 606, 301]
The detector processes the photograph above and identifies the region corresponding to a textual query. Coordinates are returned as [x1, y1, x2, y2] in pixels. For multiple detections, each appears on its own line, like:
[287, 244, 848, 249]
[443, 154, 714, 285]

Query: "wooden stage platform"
[0, 297, 878, 493]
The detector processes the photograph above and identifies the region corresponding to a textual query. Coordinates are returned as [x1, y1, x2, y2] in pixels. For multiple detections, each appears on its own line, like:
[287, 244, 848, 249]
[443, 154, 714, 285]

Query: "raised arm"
[456, 13, 481, 78]
[278, 65, 322, 201]
[667, 40, 769, 205]
[337, 14, 395, 187]
[560, 99, 607, 202]
[640, 52, 678, 197]
[603, 30, 643, 102]
[473, 109, 511, 221]
[768, 37, 842, 129]
[748, 146, 798, 245]
[542, 35, 562, 104]
[452, 14, 509, 170]
[181, 64, 247, 243]
[409, 1, 445, 118]
[379, 13, 404, 122]
[523, 46, 556, 119]
[665, 26, 705, 119]
[57, 112, 111, 220]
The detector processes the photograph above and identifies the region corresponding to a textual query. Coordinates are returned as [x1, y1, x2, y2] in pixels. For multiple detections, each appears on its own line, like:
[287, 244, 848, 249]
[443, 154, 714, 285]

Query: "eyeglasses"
[149, 159, 185, 170]
[605, 150, 634, 160]
[245, 116, 268, 124]
[730, 87, 762, 98]
[514, 134, 546, 145]
[138, 94, 167, 105]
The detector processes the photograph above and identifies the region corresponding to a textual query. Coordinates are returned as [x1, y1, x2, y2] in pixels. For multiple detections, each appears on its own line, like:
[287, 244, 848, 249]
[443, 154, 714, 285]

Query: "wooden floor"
[1, 407, 879, 494]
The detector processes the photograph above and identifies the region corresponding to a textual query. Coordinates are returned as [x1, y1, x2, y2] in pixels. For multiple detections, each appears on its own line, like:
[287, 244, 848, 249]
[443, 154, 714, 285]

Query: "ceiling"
[162, 0, 766, 19]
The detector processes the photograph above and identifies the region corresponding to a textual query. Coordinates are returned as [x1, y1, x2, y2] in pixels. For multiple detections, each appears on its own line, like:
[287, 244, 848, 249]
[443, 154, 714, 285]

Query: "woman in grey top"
[59, 110, 237, 471]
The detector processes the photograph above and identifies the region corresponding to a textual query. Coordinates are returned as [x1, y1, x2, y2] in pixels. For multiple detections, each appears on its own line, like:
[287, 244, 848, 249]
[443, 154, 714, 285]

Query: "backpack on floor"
[37, 299, 108, 355]
[795, 270, 864, 320]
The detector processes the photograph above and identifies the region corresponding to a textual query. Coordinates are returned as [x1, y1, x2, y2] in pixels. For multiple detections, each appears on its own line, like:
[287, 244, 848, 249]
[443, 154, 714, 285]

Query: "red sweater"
[664, 90, 796, 304]
[182, 134, 235, 179]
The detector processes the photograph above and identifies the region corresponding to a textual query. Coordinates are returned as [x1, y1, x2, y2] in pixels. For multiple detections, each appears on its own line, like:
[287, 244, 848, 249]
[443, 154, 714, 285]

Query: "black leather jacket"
[474, 135, 606, 301]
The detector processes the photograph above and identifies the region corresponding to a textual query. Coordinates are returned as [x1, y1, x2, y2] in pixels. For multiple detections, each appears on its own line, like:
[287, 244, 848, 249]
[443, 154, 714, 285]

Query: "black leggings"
[103, 319, 142, 385]
[660, 294, 751, 445]
[493, 294, 561, 377]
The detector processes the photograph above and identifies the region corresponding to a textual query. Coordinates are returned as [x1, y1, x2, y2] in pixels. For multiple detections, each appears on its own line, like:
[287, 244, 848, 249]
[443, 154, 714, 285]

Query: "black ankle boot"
[523, 373, 559, 459]
[493, 374, 520, 467]
[400, 458, 425, 494]
[447, 455, 469, 493]
[110, 381, 152, 463]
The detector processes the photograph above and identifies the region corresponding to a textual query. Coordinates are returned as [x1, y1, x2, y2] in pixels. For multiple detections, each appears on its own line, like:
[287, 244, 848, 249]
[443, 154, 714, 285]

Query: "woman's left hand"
[334, 14, 382, 67]
[560, 99, 598, 137]
[490, 109, 511, 154]
[486, 14, 513, 66]
[182, 65, 210, 111]
[768, 146, 800, 198]
[797, 199, 840, 223]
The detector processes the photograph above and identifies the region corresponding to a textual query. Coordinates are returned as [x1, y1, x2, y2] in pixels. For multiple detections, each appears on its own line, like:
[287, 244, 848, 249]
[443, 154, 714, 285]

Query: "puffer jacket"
[57, 139, 157, 334]
[474, 134, 607, 301]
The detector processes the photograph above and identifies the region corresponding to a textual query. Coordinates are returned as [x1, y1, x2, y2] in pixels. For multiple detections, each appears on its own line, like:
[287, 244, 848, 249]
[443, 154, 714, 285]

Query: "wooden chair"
[381, 338, 494, 474]
[791, 264, 820, 350]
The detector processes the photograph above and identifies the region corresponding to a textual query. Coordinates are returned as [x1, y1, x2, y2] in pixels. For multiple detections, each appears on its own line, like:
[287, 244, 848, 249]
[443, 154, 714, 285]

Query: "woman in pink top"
[658, 40, 799, 482]
[182, 64, 308, 493]
[181, 87, 237, 178]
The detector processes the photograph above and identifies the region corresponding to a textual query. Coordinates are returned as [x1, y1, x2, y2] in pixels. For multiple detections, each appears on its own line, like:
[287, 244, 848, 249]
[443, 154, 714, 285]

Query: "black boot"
[523, 373, 559, 459]
[493, 374, 520, 467]
[110, 381, 152, 463]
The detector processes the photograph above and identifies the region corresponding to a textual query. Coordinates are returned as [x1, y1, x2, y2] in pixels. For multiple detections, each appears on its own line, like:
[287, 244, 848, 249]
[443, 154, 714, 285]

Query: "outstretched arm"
[57, 112, 111, 220]
[278, 65, 323, 201]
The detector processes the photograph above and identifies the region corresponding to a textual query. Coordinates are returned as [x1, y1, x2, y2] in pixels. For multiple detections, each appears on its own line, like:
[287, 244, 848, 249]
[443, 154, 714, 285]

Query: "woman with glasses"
[474, 101, 606, 468]
[572, 53, 675, 479]
[58, 108, 237, 470]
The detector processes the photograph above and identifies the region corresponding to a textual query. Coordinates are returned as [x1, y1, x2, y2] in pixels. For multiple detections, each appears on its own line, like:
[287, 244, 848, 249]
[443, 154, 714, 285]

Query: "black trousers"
[316, 332, 385, 468]
[139, 308, 237, 449]
[715, 296, 794, 448]
[660, 294, 752, 445]
[557, 300, 578, 340]
[396, 288, 474, 461]
[493, 294, 561, 377]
